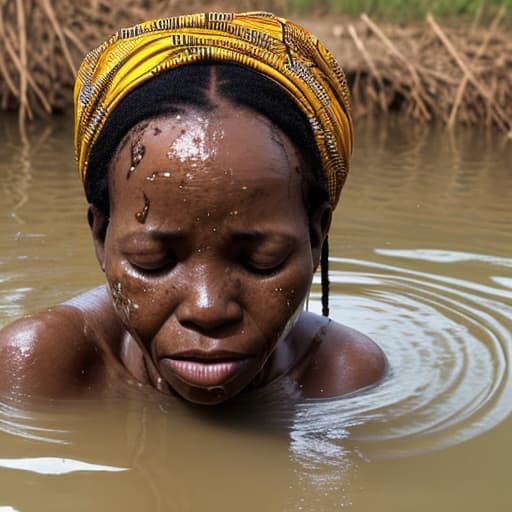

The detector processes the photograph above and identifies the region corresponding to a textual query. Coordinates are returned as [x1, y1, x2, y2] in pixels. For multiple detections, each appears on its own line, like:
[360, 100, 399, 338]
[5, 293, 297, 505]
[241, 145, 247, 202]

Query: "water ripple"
[0, 250, 511, 481]
[294, 251, 512, 463]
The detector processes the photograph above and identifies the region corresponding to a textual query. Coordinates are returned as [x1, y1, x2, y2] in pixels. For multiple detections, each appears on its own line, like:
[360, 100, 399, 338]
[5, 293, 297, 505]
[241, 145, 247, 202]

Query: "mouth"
[158, 351, 254, 388]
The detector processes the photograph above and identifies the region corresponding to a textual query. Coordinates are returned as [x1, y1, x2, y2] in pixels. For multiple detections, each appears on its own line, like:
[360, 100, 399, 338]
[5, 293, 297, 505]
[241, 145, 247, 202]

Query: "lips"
[158, 351, 253, 388]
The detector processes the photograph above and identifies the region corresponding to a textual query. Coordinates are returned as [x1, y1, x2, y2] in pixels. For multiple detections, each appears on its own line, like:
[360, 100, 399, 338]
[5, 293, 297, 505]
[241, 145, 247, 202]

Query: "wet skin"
[0, 102, 385, 403]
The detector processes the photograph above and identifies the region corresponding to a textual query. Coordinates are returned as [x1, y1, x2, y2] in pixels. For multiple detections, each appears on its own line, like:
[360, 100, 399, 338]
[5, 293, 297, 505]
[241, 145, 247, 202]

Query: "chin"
[172, 383, 242, 405]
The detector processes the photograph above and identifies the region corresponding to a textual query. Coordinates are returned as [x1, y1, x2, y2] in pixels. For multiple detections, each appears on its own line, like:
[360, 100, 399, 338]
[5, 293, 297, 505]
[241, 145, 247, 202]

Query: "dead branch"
[449, 6, 506, 127]
[426, 13, 511, 135]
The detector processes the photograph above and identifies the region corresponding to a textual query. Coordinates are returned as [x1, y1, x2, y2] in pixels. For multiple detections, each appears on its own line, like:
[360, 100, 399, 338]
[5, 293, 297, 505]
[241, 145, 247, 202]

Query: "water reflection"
[0, 391, 302, 511]
[0, 114, 57, 225]
[0, 457, 128, 475]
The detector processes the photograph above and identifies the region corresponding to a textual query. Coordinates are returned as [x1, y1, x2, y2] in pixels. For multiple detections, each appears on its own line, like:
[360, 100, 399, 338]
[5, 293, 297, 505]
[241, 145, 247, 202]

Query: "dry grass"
[0, 0, 510, 136]
[324, 9, 512, 135]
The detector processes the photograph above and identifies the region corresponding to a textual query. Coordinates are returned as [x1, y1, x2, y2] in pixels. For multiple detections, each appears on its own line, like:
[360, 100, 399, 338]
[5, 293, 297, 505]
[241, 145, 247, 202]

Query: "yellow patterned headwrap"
[74, 12, 353, 208]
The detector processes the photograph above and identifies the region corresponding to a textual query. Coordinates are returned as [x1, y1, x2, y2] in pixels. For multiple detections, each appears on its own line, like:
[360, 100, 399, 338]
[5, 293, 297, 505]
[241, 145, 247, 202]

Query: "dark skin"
[0, 102, 385, 404]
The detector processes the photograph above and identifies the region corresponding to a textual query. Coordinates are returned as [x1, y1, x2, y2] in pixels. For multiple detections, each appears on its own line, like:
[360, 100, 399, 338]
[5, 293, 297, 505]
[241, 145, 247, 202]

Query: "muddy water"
[0, 113, 511, 511]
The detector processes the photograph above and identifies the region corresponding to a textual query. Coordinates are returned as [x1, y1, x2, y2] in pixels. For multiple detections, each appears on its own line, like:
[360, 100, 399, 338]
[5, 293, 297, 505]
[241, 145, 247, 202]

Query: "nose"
[175, 269, 243, 334]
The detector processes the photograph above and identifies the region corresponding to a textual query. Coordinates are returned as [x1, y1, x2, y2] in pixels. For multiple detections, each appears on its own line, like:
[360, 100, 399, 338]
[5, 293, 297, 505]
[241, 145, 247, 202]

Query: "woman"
[0, 12, 385, 404]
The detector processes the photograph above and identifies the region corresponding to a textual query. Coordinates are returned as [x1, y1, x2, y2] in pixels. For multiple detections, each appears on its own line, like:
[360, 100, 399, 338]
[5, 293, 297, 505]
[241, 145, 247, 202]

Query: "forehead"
[108, 103, 305, 214]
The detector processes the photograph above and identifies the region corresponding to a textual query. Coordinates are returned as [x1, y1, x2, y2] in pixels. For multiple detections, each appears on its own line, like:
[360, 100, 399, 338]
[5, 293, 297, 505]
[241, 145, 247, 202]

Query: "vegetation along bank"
[0, 0, 510, 136]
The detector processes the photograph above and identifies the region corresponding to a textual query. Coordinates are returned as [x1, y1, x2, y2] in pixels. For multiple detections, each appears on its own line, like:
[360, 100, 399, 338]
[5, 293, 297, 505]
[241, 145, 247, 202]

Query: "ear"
[88, 205, 109, 272]
[310, 202, 332, 271]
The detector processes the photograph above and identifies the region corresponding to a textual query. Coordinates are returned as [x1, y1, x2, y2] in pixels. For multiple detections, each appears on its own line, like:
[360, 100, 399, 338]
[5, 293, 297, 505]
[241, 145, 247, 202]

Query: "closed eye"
[242, 253, 289, 276]
[130, 262, 176, 277]
[127, 254, 177, 277]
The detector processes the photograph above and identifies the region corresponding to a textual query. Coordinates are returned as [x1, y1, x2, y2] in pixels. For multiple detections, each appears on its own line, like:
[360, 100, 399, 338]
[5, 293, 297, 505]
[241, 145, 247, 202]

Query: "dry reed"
[323, 9, 512, 136]
[0, 0, 510, 136]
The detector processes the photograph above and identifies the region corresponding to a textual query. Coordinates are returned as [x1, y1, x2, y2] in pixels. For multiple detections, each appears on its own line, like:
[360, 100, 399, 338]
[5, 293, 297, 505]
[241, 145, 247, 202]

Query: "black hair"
[86, 63, 331, 315]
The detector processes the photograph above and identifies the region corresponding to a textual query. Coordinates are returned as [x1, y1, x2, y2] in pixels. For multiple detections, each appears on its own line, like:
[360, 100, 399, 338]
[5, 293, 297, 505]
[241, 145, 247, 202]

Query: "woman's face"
[93, 102, 326, 404]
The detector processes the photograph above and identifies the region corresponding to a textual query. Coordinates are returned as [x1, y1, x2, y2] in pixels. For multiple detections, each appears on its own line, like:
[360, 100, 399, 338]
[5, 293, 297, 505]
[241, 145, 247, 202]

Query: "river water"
[0, 113, 511, 511]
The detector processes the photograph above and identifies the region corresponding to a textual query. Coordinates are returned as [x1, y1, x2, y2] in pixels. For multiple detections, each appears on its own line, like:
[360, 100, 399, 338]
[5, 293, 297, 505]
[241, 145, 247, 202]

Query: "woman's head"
[74, 12, 353, 403]
[92, 100, 328, 404]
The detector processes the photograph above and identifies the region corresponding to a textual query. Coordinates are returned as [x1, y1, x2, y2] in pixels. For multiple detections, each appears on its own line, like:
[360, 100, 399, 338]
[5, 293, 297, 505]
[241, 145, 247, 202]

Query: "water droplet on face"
[212, 227, 217, 232]
[168, 122, 209, 163]
[127, 135, 146, 179]
[156, 377, 166, 392]
[241, 186, 248, 191]
[135, 192, 150, 224]
[109, 279, 136, 321]
[146, 170, 172, 182]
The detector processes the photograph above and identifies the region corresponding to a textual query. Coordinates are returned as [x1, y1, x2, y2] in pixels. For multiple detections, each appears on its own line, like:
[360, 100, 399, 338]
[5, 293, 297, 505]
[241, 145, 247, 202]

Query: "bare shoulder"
[294, 312, 387, 398]
[0, 286, 123, 399]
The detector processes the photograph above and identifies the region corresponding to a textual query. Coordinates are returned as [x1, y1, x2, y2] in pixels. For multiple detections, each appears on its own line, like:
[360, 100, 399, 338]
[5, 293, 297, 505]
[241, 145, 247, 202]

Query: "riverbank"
[306, 10, 512, 136]
[0, 0, 510, 136]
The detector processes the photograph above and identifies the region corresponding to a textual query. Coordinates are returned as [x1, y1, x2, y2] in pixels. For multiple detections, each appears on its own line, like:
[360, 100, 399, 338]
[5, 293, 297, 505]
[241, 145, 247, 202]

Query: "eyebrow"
[118, 229, 185, 245]
[118, 229, 298, 246]
[232, 231, 297, 244]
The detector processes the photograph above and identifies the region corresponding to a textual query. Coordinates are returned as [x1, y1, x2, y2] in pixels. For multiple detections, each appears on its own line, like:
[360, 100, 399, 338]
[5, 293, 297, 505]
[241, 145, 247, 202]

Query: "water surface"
[0, 114, 511, 511]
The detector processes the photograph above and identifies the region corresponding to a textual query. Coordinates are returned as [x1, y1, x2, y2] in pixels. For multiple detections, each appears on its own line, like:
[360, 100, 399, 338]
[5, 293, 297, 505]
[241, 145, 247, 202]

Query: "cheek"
[244, 262, 312, 339]
[105, 262, 175, 341]
[108, 278, 140, 324]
